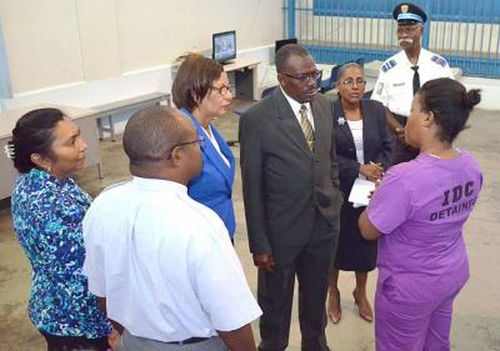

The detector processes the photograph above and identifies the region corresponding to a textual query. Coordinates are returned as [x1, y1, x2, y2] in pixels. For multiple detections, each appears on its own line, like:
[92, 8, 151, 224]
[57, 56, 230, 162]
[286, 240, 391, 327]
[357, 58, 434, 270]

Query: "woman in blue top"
[172, 54, 236, 242]
[8, 108, 112, 351]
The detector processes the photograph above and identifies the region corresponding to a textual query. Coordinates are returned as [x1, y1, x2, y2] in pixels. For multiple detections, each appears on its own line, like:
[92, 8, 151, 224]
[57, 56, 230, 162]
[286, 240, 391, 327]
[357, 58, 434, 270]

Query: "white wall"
[0, 0, 283, 104]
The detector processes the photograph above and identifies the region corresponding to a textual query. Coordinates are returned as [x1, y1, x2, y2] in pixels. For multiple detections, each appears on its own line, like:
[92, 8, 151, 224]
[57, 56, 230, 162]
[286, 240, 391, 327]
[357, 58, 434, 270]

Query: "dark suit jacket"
[239, 89, 342, 255]
[333, 99, 392, 196]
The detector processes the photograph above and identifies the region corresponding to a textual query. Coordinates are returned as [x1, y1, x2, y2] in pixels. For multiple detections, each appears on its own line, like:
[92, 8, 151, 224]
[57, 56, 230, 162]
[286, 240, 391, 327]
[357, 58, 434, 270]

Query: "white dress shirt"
[82, 177, 261, 342]
[371, 48, 454, 117]
[280, 86, 315, 131]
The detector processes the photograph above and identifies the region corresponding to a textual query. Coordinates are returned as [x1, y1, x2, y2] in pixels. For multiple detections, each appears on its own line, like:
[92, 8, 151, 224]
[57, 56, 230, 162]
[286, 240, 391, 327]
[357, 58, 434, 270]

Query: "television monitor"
[212, 30, 236, 63]
[275, 38, 298, 54]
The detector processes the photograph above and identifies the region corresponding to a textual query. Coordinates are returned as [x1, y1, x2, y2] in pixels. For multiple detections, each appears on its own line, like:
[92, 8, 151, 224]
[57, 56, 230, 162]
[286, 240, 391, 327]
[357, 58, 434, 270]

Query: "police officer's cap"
[393, 3, 427, 25]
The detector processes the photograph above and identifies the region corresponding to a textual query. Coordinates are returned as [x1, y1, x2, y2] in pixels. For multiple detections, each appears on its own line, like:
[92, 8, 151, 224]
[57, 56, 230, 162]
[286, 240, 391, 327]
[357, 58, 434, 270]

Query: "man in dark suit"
[239, 44, 342, 351]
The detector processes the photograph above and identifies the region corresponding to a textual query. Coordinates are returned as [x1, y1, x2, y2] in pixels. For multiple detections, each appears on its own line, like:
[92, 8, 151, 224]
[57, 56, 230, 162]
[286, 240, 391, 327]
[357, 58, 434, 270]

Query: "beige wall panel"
[0, 0, 283, 93]
[116, 0, 283, 72]
[76, 0, 121, 80]
[234, 0, 283, 48]
[116, 0, 189, 72]
[0, 0, 83, 94]
[185, 0, 283, 50]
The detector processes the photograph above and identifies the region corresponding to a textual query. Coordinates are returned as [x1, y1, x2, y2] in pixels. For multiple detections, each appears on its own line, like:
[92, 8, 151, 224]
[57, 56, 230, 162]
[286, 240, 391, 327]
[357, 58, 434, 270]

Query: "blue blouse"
[11, 169, 110, 338]
[181, 109, 237, 238]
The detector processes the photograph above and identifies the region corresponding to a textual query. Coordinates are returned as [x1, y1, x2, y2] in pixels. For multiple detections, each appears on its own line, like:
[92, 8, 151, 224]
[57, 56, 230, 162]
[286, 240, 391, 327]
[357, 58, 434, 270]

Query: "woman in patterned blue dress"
[8, 108, 113, 351]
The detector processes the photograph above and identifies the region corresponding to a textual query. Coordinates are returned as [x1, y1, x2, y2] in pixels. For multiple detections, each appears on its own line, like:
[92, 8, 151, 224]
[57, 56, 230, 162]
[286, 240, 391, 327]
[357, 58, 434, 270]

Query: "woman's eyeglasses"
[167, 136, 205, 159]
[211, 84, 232, 95]
[341, 78, 367, 88]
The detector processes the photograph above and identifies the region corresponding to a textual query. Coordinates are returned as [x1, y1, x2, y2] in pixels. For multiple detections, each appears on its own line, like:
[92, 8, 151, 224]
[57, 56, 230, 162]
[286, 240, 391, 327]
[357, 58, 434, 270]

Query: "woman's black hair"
[9, 108, 64, 173]
[418, 78, 481, 143]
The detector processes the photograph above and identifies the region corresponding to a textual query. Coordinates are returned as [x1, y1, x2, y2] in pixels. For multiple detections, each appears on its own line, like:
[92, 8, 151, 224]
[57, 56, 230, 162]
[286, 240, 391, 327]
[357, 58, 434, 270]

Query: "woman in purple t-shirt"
[359, 78, 483, 351]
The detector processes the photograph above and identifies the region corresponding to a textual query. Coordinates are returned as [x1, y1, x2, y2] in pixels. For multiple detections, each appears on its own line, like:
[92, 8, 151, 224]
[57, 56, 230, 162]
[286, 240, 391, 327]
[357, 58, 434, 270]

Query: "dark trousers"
[392, 114, 419, 165]
[257, 215, 337, 351]
[41, 331, 110, 351]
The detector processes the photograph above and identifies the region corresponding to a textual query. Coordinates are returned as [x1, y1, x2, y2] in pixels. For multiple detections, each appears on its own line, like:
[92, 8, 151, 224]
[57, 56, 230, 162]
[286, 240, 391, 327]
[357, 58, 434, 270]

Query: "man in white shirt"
[371, 2, 454, 164]
[82, 106, 261, 351]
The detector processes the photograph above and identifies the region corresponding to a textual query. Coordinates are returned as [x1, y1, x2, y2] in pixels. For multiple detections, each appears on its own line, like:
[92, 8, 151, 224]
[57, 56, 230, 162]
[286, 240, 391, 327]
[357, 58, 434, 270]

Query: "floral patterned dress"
[11, 168, 110, 338]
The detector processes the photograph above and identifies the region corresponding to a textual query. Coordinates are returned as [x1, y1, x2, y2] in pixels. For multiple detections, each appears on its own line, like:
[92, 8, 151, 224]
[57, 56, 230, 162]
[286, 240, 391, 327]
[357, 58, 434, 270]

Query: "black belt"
[166, 337, 210, 345]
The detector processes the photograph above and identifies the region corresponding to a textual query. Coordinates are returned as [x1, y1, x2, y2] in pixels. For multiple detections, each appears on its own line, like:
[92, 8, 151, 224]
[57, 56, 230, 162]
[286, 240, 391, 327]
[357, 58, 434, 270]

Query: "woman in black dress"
[327, 63, 392, 323]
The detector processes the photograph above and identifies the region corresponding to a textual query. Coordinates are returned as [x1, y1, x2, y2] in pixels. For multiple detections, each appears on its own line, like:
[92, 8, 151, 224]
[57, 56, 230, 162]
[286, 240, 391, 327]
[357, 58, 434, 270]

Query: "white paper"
[348, 178, 376, 208]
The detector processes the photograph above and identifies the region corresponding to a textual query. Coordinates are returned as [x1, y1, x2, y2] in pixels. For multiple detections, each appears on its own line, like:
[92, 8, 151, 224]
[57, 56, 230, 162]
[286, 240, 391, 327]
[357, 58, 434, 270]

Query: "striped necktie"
[299, 104, 315, 151]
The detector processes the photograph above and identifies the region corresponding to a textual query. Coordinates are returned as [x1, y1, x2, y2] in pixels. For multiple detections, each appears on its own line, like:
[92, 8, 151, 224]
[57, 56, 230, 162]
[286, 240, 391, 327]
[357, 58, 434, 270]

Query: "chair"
[320, 65, 342, 94]
[355, 57, 365, 68]
[233, 85, 276, 119]
[261, 86, 276, 99]
[227, 86, 277, 146]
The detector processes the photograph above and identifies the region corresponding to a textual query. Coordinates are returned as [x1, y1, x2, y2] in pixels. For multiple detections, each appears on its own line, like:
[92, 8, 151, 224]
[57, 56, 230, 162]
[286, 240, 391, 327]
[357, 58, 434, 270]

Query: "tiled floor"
[1, 103, 499, 350]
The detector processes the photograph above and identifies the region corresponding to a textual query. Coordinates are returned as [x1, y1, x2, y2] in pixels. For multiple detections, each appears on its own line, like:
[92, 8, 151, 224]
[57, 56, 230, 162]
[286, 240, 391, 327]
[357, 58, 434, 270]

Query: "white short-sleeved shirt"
[82, 177, 261, 342]
[371, 48, 454, 117]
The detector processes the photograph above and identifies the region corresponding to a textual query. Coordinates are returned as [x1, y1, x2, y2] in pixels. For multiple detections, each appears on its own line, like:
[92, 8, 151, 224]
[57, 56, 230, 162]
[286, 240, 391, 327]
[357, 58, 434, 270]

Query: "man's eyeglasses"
[341, 78, 367, 88]
[211, 84, 232, 95]
[167, 136, 205, 159]
[280, 70, 323, 83]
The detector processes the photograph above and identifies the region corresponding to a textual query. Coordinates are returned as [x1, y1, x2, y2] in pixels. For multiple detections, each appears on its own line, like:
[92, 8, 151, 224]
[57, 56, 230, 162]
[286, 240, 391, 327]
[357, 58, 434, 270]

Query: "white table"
[223, 59, 261, 101]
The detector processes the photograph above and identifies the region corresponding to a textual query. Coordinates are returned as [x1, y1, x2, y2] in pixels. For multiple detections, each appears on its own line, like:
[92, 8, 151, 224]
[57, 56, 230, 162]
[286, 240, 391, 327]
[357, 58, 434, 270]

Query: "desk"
[96, 92, 171, 141]
[0, 104, 101, 200]
[223, 59, 261, 100]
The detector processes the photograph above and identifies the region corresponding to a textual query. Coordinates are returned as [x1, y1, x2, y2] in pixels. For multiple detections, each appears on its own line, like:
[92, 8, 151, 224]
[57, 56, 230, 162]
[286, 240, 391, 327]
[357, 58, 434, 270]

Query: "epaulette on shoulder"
[101, 180, 130, 193]
[431, 55, 448, 67]
[381, 59, 397, 73]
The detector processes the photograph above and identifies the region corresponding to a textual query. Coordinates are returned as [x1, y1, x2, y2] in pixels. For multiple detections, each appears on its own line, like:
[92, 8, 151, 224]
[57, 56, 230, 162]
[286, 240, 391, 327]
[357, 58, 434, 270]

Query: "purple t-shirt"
[367, 151, 482, 304]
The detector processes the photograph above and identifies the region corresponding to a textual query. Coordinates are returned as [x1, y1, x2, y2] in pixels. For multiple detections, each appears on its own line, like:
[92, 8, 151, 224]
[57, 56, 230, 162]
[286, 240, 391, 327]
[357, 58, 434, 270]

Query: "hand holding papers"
[359, 161, 383, 182]
[348, 178, 376, 208]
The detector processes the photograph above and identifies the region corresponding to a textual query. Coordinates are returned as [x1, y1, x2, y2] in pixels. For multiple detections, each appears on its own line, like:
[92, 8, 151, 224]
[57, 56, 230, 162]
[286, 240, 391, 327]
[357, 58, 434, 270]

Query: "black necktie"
[411, 66, 420, 95]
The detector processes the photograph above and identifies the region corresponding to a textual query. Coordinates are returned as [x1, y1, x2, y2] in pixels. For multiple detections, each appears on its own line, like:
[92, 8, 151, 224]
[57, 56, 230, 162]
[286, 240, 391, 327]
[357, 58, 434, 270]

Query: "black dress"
[332, 99, 392, 272]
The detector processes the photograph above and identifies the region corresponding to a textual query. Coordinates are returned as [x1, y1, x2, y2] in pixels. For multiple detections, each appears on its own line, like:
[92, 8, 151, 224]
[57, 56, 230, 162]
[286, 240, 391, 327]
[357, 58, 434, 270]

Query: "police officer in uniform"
[371, 2, 454, 164]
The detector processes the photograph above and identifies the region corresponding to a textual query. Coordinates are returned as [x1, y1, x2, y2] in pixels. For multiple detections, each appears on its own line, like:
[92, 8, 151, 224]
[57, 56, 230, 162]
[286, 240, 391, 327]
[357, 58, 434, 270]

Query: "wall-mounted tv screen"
[212, 30, 236, 63]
